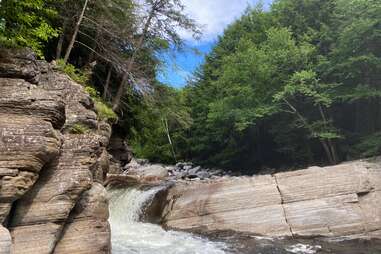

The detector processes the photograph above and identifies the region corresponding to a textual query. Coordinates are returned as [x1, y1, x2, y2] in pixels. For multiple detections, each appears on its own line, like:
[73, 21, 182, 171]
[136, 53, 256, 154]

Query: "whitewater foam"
[108, 187, 228, 254]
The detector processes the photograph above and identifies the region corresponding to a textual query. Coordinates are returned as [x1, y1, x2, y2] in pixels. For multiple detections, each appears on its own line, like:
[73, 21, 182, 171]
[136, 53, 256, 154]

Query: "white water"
[108, 186, 228, 254]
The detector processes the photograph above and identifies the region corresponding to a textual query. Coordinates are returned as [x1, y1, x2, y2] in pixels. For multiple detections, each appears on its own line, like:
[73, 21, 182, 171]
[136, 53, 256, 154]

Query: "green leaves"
[0, 0, 59, 57]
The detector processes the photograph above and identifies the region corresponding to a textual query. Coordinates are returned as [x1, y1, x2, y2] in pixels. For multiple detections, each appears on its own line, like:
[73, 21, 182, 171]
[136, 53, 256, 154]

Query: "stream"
[108, 186, 381, 254]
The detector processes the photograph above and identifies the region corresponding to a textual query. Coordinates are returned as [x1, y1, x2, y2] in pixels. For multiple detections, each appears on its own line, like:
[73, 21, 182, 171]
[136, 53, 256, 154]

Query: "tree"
[63, 0, 89, 63]
[111, 0, 200, 111]
[0, 0, 59, 57]
[274, 70, 342, 164]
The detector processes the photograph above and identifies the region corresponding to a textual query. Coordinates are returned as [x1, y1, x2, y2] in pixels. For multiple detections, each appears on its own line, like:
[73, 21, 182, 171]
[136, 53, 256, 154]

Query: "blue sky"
[158, 0, 273, 88]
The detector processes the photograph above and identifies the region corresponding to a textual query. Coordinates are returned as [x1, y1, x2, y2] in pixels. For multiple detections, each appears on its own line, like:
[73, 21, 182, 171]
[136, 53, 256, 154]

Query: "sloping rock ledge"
[159, 158, 381, 239]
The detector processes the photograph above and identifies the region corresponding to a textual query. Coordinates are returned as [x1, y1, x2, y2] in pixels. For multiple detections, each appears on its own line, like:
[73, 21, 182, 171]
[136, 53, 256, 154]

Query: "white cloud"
[180, 0, 263, 42]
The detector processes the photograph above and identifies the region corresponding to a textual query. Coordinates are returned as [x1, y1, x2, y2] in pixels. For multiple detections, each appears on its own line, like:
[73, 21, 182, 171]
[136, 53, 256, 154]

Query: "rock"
[162, 175, 291, 236]
[161, 158, 381, 239]
[54, 183, 111, 254]
[0, 49, 111, 253]
[187, 166, 201, 176]
[0, 226, 11, 254]
[136, 158, 149, 165]
[123, 158, 141, 171]
[196, 171, 210, 179]
[0, 48, 40, 84]
[127, 164, 168, 179]
[107, 128, 132, 166]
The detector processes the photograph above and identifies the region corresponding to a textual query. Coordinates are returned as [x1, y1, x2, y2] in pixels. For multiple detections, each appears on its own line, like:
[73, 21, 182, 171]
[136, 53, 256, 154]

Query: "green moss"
[68, 123, 90, 134]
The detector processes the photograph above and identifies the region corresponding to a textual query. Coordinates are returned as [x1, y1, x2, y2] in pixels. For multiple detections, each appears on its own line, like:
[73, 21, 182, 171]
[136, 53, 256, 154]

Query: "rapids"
[108, 186, 228, 254]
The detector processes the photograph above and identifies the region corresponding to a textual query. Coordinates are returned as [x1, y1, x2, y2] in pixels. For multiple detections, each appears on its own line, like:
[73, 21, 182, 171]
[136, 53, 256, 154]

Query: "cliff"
[0, 48, 112, 254]
[161, 158, 381, 239]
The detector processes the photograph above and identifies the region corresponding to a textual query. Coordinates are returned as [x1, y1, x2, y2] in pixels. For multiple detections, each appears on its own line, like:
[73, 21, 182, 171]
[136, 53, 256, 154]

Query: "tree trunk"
[87, 24, 100, 64]
[56, 19, 69, 60]
[112, 7, 156, 111]
[320, 140, 334, 164]
[318, 104, 339, 164]
[63, 0, 89, 63]
[163, 117, 177, 162]
[102, 65, 112, 100]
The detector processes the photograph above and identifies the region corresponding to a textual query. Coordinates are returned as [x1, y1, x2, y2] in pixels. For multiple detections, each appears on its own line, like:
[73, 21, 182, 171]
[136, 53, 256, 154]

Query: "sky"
[157, 0, 273, 88]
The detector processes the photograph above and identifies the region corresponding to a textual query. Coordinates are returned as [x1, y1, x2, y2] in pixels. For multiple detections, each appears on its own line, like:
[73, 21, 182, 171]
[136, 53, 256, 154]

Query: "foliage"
[128, 84, 192, 163]
[56, 59, 89, 85]
[94, 100, 118, 123]
[0, 0, 59, 57]
[349, 132, 381, 159]
[171, 0, 381, 171]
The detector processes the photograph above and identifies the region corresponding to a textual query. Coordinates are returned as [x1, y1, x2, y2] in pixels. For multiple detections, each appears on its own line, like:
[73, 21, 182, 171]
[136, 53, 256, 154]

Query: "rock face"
[161, 158, 381, 238]
[0, 48, 111, 253]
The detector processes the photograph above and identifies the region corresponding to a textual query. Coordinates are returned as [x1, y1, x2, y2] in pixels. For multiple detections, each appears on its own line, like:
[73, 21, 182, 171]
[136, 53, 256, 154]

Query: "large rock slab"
[162, 158, 381, 238]
[274, 162, 372, 203]
[163, 176, 291, 236]
[358, 191, 381, 232]
[284, 194, 365, 236]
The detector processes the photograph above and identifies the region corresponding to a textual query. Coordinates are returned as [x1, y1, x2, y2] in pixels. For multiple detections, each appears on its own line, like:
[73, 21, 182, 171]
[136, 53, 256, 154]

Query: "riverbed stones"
[162, 158, 381, 238]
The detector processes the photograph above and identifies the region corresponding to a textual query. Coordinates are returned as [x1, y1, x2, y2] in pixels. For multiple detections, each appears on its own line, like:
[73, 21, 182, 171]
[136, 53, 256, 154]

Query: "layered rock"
[161, 158, 381, 238]
[0, 48, 112, 253]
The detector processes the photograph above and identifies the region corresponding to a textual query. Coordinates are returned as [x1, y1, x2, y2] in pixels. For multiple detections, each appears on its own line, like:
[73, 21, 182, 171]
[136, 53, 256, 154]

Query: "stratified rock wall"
[162, 158, 381, 238]
[0, 48, 111, 253]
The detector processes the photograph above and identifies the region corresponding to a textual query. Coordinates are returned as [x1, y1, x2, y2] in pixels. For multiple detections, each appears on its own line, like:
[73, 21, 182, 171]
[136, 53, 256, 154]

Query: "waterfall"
[108, 186, 228, 254]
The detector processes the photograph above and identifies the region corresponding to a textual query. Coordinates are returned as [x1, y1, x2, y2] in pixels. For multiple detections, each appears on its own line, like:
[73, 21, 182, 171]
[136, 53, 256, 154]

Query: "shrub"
[56, 59, 89, 85]
[94, 100, 118, 123]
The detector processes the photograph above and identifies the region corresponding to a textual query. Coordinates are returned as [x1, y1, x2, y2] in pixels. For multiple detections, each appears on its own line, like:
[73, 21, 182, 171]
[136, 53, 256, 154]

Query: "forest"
[1, 0, 380, 173]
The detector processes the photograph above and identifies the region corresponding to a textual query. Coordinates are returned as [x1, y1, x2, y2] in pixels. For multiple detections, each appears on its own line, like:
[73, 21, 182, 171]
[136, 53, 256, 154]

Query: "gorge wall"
[0, 48, 113, 254]
[161, 158, 381, 239]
